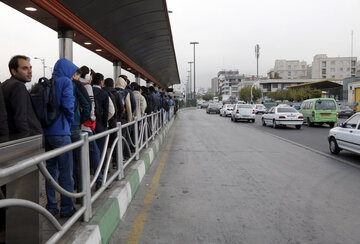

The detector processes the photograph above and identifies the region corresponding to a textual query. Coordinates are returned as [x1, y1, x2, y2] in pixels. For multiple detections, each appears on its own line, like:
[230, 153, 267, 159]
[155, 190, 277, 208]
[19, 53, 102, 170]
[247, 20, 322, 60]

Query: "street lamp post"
[190, 42, 199, 99]
[34, 57, 45, 77]
[188, 62, 193, 99]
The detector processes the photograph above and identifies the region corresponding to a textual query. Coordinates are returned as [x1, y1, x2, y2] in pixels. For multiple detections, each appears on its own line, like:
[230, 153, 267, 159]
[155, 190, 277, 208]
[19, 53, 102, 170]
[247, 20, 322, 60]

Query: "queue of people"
[0, 55, 177, 218]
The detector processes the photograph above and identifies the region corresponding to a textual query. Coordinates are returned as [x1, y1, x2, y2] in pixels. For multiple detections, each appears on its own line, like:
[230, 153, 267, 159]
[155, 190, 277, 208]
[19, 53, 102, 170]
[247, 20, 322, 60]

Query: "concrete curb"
[71, 118, 175, 244]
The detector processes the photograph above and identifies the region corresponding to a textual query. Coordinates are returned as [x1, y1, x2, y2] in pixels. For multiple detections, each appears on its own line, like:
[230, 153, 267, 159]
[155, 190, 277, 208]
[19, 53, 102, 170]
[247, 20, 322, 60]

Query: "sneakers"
[60, 208, 76, 218]
[95, 181, 102, 191]
[48, 209, 59, 217]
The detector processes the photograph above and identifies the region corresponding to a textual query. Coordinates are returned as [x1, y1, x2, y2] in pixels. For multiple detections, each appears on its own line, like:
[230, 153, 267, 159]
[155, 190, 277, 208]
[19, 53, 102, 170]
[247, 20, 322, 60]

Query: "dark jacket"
[151, 92, 160, 112]
[125, 85, 136, 113]
[0, 82, 9, 141]
[71, 80, 91, 130]
[43, 58, 76, 136]
[93, 86, 109, 131]
[103, 86, 124, 125]
[2, 76, 42, 138]
[143, 92, 152, 115]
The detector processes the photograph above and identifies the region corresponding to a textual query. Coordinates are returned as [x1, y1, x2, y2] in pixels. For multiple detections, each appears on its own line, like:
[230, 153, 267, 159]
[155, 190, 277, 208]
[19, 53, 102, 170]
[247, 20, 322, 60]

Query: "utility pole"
[252, 44, 260, 103]
[188, 62, 193, 98]
[190, 42, 199, 99]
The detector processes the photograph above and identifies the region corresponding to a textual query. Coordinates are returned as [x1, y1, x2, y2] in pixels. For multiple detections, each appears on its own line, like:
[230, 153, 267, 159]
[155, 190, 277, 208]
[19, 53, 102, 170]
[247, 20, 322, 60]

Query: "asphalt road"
[111, 109, 360, 244]
[219, 112, 360, 166]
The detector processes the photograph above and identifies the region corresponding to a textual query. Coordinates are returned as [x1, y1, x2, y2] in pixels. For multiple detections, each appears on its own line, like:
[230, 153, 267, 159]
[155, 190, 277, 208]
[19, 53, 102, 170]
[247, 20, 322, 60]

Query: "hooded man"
[43, 58, 76, 218]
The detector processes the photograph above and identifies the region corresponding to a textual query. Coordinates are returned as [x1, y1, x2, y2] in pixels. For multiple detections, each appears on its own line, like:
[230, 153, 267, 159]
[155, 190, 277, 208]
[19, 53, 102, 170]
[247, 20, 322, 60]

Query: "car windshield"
[209, 104, 217, 108]
[339, 105, 351, 110]
[315, 100, 336, 110]
[238, 105, 253, 109]
[277, 107, 297, 113]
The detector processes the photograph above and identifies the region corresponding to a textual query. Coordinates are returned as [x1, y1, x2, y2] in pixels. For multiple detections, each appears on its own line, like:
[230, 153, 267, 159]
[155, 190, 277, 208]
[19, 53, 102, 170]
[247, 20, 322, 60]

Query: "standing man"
[92, 73, 109, 180]
[43, 58, 76, 218]
[2, 55, 42, 139]
[0, 82, 9, 142]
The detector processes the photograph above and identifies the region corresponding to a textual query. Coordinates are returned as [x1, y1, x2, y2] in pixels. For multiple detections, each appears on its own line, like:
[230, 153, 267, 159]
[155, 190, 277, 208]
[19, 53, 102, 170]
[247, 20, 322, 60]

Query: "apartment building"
[312, 54, 356, 79]
[210, 77, 218, 95]
[273, 60, 308, 79]
[218, 70, 242, 98]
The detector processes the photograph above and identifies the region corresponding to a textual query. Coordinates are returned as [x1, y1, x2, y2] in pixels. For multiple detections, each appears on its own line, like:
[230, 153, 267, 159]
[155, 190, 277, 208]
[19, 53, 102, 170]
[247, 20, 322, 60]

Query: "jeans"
[45, 135, 74, 214]
[70, 129, 81, 193]
[85, 131, 103, 183]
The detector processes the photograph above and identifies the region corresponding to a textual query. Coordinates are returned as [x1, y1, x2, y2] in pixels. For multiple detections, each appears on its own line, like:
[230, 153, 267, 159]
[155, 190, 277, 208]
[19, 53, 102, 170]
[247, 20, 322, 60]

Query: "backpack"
[164, 99, 170, 112]
[30, 77, 62, 128]
[117, 89, 128, 119]
[106, 90, 117, 123]
[93, 88, 103, 122]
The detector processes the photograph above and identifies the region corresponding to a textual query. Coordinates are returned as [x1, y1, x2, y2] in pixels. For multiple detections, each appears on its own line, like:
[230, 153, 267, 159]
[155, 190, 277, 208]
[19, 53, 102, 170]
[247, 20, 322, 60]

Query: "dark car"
[206, 103, 220, 114]
[338, 105, 354, 118]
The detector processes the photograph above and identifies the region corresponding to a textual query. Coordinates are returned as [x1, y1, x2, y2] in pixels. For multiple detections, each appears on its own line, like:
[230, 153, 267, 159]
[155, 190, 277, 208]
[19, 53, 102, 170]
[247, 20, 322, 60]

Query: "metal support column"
[135, 74, 141, 85]
[58, 30, 74, 61]
[113, 62, 122, 83]
[146, 81, 152, 88]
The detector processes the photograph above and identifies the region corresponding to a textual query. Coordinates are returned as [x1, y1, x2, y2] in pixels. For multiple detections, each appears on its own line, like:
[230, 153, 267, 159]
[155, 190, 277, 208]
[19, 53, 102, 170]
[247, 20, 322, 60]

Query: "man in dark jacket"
[2, 55, 42, 139]
[120, 75, 136, 113]
[70, 69, 91, 195]
[92, 73, 109, 166]
[0, 82, 9, 142]
[103, 78, 124, 166]
[43, 58, 76, 218]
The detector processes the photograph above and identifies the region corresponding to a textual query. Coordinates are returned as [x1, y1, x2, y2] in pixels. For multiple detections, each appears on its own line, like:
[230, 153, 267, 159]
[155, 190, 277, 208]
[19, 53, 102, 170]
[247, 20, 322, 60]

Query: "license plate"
[322, 114, 330, 116]
[288, 115, 296, 117]
[243, 115, 249, 117]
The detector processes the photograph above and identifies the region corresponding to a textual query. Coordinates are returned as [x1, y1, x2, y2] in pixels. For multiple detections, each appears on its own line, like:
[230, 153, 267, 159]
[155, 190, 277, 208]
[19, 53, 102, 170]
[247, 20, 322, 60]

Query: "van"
[299, 98, 338, 127]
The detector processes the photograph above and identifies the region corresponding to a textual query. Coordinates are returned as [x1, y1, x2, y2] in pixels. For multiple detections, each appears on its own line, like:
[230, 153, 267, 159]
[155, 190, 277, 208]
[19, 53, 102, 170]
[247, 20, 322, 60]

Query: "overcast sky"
[1, 0, 360, 89]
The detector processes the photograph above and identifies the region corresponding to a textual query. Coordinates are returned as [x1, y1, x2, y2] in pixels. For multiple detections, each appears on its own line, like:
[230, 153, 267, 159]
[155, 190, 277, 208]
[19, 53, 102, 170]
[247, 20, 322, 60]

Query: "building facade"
[210, 77, 218, 95]
[260, 79, 323, 97]
[312, 54, 357, 79]
[218, 70, 242, 99]
[273, 60, 308, 79]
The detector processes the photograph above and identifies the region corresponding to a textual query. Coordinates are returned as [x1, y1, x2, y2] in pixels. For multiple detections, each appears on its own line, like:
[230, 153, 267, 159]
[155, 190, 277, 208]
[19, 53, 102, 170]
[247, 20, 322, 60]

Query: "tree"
[202, 93, 214, 101]
[239, 87, 262, 103]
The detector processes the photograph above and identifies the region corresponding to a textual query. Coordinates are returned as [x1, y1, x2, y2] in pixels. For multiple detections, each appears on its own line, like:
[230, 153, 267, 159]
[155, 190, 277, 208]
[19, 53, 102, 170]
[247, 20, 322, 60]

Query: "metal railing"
[0, 107, 174, 243]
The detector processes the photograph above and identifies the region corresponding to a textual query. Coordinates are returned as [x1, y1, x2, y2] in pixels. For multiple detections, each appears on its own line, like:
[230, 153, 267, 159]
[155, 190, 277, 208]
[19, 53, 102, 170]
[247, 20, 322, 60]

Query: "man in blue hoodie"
[43, 58, 76, 218]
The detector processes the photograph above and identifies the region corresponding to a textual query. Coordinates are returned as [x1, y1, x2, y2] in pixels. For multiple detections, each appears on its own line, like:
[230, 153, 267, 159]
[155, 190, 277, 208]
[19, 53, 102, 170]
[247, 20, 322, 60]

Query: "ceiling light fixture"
[84, 42, 91, 45]
[95, 49, 102, 52]
[25, 7, 37, 11]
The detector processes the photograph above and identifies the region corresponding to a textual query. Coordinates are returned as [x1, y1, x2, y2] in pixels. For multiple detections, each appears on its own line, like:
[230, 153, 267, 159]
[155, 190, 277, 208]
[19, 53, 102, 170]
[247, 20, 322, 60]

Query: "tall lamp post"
[188, 61, 193, 99]
[190, 42, 199, 99]
[34, 57, 45, 77]
[252, 44, 260, 104]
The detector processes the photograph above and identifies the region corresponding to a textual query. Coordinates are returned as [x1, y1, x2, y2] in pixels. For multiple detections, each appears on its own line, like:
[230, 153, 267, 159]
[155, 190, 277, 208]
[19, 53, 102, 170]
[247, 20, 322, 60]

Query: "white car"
[254, 104, 267, 114]
[220, 104, 234, 117]
[328, 113, 360, 155]
[262, 106, 304, 129]
[231, 104, 255, 122]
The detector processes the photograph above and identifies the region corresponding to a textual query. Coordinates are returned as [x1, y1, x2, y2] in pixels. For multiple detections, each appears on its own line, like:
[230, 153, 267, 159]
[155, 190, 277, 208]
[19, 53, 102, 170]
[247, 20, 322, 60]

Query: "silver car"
[231, 104, 255, 122]
[220, 104, 234, 117]
[328, 112, 360, 155]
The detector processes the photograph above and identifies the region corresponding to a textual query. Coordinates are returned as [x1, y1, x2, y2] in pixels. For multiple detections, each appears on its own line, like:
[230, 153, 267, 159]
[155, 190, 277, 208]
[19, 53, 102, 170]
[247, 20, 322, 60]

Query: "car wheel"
[273, 120, 277, 129]
[306, 118, 313, 127]
[252, 119, 255, 123]
[231, 116, 233, 121]
[329, 137, 340, 154]
[262, 118, 266, 126]
[295, 125, 301, 129]
[329, 122, 335, 128]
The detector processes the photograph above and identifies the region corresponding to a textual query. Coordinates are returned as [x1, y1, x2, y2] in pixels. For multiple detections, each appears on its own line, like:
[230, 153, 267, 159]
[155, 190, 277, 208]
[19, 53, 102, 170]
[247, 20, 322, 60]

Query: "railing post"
[145, 116, 149, 148]
[134, 117, 139, 160]
[116, 122, 124, 180]
[151, 113, 154, 140]
[80, 132, 92, 221]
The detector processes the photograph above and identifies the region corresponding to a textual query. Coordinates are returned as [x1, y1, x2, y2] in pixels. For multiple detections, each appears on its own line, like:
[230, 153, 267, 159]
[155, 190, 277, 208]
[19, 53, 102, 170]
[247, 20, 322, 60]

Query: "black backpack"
[30, 77, 61, 128]
[93, 88, 103, 122]
[164, 99, 170, 112]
